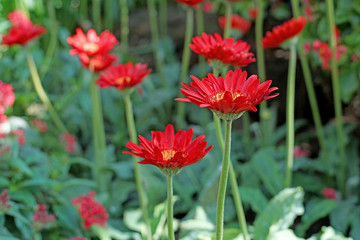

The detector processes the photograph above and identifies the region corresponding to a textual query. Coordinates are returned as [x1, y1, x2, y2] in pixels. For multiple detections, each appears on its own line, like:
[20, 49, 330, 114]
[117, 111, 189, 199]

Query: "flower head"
[67, 28, 118, 57]
[32, 204, 56, 230]
[2, 10, 46, 46]
[262, 17, 306, 49]
[312, 39, 347, 71]
[0, 81, 15, 123]
[71, 191, 108, 229]
[0, 189, 11, 214]
[176, 69, 278, 120]
[59, 132, 76, 154]
[11, 129, 26, 145]
[293, 146, 310, 158]
[218, 14, 251, 35]
[78, 53, 118, 72]
[249, 7, 259, 20]
[96, 62, 152, 93]
[322, 188, 337, 200]
[123, 124, 212, 176]
[190, 33, 255, 68]
[32, 118, 48, 133]
[175, 0, 205, 7]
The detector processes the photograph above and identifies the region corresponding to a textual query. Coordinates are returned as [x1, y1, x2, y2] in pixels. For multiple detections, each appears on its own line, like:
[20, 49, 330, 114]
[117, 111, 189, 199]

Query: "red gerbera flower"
[123, 124, 212, 176]
[262, 17, 306, 49]
[2, 10, 46, 46]
[190, 33, 255, 68]
[175, 0, 205, 7]
[71, 191, 108, 230]
[78, 53, 118, 72]
[96, 62, 152, 93]
[0, 81, 15, 123]
[218, 14, 251, 35]
[176, 69, 278, 120]
[67, 28, 118, 57]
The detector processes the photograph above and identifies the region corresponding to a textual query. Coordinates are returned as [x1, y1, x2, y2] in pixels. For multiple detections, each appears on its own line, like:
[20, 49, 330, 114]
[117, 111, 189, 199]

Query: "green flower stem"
[147, 0, 166, 87]
[326, 0, 346, 196]
[41, 0, 58, 78]
[196, 3, 206, 78]
[80, 0, 88, 20]
[176, 6, 194, 129]
[167, 175, 175, 240]
[119, 0, 129, 51]
[26, 52, 67, 133]
[92, 0, 101, 32]
[285, 42, 297, 188]
[123, 93, 152, 240]
[290, 0, 330, 181]
[215, 119, 232, 240]
[255, 0, 270, 147]
[224, 1, 232, 39]
[105, 0, 113, 31]
[89, 71, 108, 193]
[159, 0, 168, 38]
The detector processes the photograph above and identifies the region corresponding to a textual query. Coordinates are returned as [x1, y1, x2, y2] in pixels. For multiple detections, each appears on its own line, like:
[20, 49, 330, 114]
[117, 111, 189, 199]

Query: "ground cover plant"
[0, 0, 359, 239]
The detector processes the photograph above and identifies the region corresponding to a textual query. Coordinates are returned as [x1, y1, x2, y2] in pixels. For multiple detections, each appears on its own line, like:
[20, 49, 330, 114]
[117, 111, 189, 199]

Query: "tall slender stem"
[196, 3, 206, 78]
[285, 42, 297, 188]
[26, 52, 67, 133]
[290, 0, 330, 181]
[147, 0, 166, 87]
[119, 0, 129, 51]
[167, 175, 175, 240]
[224, 1, 232, 39]
[215, 120, 232, 240]
[255, 0, 270, 146]
[92, 0, 101, 32]
[90, 71, 108, 193]
[159, 0, 168, 39]
[123, 93, 152, 240]
[325, 0, 346, 196]
[105, 0, 113, 31]
[176, 6, 194, 130]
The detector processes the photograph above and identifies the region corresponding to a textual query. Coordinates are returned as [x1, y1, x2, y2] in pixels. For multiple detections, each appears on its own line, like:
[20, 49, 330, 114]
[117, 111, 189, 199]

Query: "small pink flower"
[305, 6, 315, 22]
[322, 188, 337, 200]
[11, 129, 26, 145]
[32, 118, 48, 133]
[0, 81, 15, 123]
[203, 2, 213, 12]
[32, 204, 56, 230]
[293, 146, 310, 158]
[0, 189, 11, 213]
[303, 42, 311, 54]
[59, 132, 76, 154]
[0, 145, 11, 156]
[352, 53, 359, 62]
[249, 7, 258, 20]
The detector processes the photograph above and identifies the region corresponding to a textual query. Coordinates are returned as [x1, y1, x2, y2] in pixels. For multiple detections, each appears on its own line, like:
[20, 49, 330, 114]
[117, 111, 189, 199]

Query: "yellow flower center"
[161, 149, 176, 161]
[210, 91, 244, 103]
[83, 42, 100, 54]
[116, 76, 131, 85]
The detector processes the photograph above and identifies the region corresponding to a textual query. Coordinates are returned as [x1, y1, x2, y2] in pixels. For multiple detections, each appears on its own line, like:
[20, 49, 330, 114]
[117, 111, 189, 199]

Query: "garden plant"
[0, 0, 359, 240]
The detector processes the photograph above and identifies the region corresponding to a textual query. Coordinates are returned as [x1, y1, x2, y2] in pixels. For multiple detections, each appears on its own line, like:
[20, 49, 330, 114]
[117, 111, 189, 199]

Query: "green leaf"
[339, 66, 359, 103]
[250, 149, 284, 195]
[330, 199, 356, 233]
[238, 187, 268, 214]
[349, 208, 360, 240]
[296, 198, 337, 237]
[254, 187, 304, 240]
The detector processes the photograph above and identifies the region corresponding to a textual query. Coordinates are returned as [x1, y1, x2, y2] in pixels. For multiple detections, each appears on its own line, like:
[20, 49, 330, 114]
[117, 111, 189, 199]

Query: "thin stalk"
[89, 71, 108, 193]
[290, 0, 330, 181]
[196, 3, 206, 78]
[325, 0, 346, 196]
[41, 0, 58, 78]
[123, 93, 152, 240]
[147, 0, 166, 87]
[215, 120, 232, 240]
[176, 6, 194, 129]
[224, 1, 232, 39]
[92, 0, 101, 32]
[80, 0, 89, 21]
[167, 175, 175, 240]
[119, 0, 129, 51]
[255, 0, 270, 146]
[159, 0, 168, 39]
[26, 52, 67, 133]
[285, 42, 297, 188]
[105, 0, 113, 31]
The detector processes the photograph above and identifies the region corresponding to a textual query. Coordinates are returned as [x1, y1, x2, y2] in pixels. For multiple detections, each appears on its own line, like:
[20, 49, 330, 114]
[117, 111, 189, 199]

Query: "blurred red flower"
[71, 191, 108, 229]
[352, 53, 359, 62]
[175, 0, 205, 7]
[124, 124, 212, 176]
[249, 7, 259, 20]
[11, 129, 26, 145]
[176, 69, 278, 120]
[0, 189, 11, 214]
[190, 33, 255, 67]
[322, 188, 337, 200]
[0, 81, 15, 123]
[32, 118, 48, 133]
[67, 238, 88, 240]
[59, 132, 76, 154]
[218, 14, 251, 35]
[312, 39, 347, 71]
[293, 146, 310, 158]
[96, 62, 151, 93]
[78, 53, 118, 72]
[203, 2, 213, 12]
[32, 204, 56, 230]
[2, 10, 46, 46]
[262, 17, 306, 49]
